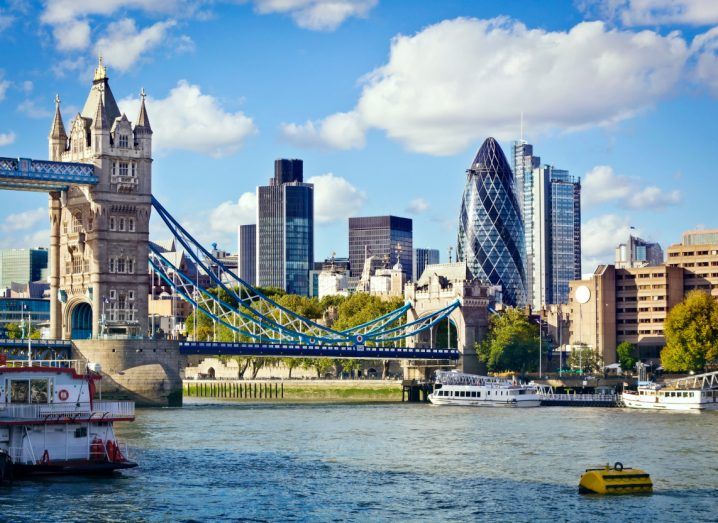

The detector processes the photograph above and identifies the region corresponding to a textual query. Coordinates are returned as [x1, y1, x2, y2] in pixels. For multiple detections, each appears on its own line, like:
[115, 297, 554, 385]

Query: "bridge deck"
[180, 341, 459, 360]
[0, 157, 97, 192]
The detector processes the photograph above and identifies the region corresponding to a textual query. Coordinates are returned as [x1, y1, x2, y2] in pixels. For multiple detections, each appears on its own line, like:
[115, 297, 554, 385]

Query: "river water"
[1, 401, 716, 522]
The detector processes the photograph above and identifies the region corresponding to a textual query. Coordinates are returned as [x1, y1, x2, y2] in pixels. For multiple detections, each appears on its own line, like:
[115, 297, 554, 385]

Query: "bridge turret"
[91, 94, 110, 155]
[48, 95, 67, 161]
[134, 88, 152, 159]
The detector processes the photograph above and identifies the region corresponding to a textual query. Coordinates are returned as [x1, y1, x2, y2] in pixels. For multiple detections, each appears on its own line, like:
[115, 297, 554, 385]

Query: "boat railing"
[3, 359, 85, 372]
[539, 393, 617, 402]
[0, 401, 135, 420]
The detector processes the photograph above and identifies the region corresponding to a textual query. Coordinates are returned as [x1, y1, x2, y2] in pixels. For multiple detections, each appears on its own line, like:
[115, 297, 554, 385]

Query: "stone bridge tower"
[404, 262, 490, 379]
[48, 58, 152, 340]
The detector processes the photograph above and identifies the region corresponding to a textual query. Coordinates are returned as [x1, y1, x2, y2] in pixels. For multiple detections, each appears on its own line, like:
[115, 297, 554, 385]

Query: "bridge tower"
[404, 262, 490, 379]
[49, 58, 152, 340]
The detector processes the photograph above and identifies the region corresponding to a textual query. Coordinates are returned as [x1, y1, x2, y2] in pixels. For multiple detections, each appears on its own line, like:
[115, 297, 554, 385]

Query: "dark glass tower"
[457, 137, 527, 306]
[348, 216, 413, 289]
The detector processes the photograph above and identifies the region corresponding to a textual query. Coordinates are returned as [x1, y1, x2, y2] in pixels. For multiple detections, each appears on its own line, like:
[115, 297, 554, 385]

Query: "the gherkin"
[457, 137, 527, 307]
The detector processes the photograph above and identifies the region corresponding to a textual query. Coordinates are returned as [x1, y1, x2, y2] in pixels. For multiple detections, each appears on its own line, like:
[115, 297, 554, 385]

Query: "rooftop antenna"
[520, 111, 524, 142]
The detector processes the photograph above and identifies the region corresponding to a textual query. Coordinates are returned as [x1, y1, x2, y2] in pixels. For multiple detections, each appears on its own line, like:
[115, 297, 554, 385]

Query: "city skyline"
[0, 1, 716, 273]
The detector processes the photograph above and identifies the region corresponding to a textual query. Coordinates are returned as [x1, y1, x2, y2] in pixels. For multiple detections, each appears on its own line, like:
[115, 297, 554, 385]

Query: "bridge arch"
[70, 301, 92, 339]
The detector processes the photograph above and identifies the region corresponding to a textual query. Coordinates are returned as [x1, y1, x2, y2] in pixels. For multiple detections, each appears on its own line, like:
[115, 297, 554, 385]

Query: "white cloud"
[209, 192, 257, 233]
[580, 0, 718, 27]
[285, 17, 689, 155]
[1, 208, 46, 233]
[0, 9, 13, 33]
[0, 78, 9, 101]
[95, 18, 176, 72]
[52, 19, 91, 51]
[281, 111, 365, 149]
[582, 165, 681, 210]
[581, 214, 636, 269]
[119, 80, 257, 157]
[18, 99, 52, 119]
[406, 197, 429, 214]
[41, 0, 178, 25]
[252, 0, 377, 30]
[0, 132, 16, 147]
[306, 173, 366, 224]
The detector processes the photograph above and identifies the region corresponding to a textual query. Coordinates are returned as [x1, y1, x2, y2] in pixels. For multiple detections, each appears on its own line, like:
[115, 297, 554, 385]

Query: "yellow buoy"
[579, 462, 653, 495]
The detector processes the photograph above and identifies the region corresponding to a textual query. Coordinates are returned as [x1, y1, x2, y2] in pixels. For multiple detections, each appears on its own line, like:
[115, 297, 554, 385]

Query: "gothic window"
[119, 162, 128, 176]
[119, 218, 126, 231]
[128, 218, 135, 232]
[88, 216, 93, 231]
[110, 289, 116, 300]
[112, 162, 117, 176]
[62, 221, 68, 234]
[117, 258, 126, 273]
[127, 258, 134, 274]
[109, 257, 115, 273]
[119, 135, 128, 148]
[72, 255, 83, 274]
[109, 303, 116, 321]
[109, 216, 115, 231]
[131, 163, 137, 177]
[72, 212, 82, 233]
[128, 290, 135, 300]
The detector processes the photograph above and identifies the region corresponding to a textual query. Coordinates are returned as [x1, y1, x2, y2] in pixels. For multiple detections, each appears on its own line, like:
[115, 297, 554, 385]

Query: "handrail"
[0, 401, 134, 419]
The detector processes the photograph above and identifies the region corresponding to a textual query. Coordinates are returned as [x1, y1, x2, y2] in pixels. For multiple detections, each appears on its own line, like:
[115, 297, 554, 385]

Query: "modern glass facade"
[512, 141, 540, 302]
[0, 248, 49, 288]
[457, 137, 527, 307]
[413, 248, 440, 281]
[0, 298, 50, 327]
[237, 224, 256, 285]
[348, 216, 413, 289]
[256, 159, 314, 295]
[531, 166, 581, 309]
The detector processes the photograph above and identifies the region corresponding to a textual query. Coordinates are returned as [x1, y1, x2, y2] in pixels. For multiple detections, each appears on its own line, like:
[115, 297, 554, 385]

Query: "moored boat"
[621, 383, 718, 411]
[0, 360, 137, 479]
[429, 371, 541, 407]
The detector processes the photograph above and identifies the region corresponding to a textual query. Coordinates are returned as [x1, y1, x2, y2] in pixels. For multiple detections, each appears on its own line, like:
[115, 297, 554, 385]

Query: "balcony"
[111, 175, 138, 193]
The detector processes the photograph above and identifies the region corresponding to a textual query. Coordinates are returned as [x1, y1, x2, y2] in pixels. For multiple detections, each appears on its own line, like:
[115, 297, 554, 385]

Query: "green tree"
[616, 342, 638, 372]
[567, 344, 603, 373]
[661, 291, 718, 372]
[282, 357, 303, 379]
[476, 308, 539, 373]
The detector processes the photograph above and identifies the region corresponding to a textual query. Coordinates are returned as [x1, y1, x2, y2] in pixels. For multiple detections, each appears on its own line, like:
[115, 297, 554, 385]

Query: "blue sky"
[0, 0, 717, 272]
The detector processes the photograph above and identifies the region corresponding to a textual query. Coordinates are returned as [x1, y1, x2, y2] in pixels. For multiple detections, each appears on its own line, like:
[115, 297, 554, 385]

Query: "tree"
[616, 342, 638, 372]
[475, 308, 539, 373]
[282, 357, 302, 379]
[661, 291, 718, 372]
[567, 344, 604, 373]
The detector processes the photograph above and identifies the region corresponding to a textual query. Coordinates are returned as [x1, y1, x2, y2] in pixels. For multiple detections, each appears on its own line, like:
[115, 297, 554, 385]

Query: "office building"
[237, 224, 257, 286]
[457, 137, 527, 306]
[0, 248, 49, 288]
[530, 165, 581, 309]
[257, 159, 314, 295]
[568, 229, 718, 364]
[413, 248, 440, 282]
[513, 141, 541, 298]
[348, 216, 412, 289]
[616, 235, 663, 268]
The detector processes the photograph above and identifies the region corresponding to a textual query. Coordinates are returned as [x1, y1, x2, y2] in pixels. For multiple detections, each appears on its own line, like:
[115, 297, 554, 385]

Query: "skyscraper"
[457, 137, 527, 307]
[513, 140, 541, 298]
[530, 165, 581, 309]
[413, 248, 440, 281]
[237, 224, 256, 285]
[256, 159, 314, 295]
[615, 235, 663, 268]
[0, 248, 49, 288]
[348, 216, 413, 289]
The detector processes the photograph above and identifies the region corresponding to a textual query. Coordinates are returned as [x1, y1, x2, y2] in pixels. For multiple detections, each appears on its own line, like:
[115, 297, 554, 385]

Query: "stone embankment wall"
[73, 339, 184, 407]
[184, 379, 402, 402]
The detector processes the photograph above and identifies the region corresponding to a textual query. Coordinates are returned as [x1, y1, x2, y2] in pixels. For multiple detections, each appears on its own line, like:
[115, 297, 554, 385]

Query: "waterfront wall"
[73, 339, 184, 407]
[184, 379, 403, 402]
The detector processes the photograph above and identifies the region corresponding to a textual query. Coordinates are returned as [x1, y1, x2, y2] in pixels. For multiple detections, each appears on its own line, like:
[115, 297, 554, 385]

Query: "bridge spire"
[135, 87, 152, 133]
[94, 54, 107, 82]
[92, 93, 108, 131]
[49, 94, 67, 140]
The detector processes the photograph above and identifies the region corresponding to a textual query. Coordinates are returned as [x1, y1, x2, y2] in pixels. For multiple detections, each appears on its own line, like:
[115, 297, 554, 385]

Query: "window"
[87, 216, 93, 231]
[127, 258, 134, 274]
[117, 258, 126, 273]
[119, 218, 126, 231]
[109, 289, 116, 300]
[72, 212, 82, 233]
[109, 257, 115, 273]
[109, 217, 116, 231]
[119, 135, 128, 148]
[128, 218, 135, 232]
[10, 380, 29, 403]
[119, 162, 128, 176]
[131, 163, 137, 177]
[72, 255, 83, 274]
[30, 379, 49, 404]
[128, 290, 135, 300]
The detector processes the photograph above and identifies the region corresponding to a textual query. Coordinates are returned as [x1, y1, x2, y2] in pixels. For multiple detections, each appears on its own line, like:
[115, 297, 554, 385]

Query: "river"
[1, 401, 716, 522]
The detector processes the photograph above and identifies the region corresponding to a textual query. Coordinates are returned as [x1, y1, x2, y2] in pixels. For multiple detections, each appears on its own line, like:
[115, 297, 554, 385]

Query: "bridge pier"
[72, 339, 184, 407]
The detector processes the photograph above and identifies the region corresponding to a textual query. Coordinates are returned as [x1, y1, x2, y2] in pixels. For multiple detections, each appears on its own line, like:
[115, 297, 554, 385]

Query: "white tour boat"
[0, 360, 137, 480]
[622, 383, 718, 411]
[429, 371, 541, 407]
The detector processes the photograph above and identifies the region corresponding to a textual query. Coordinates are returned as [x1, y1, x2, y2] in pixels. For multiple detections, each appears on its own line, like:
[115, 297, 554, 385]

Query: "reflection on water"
[0, 402, 716, 522]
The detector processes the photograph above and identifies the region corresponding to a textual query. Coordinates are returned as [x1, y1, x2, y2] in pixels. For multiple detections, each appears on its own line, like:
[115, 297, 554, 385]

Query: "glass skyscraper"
[413, 248, 440, 281]
[0, 248, 49, 288]
[457, 137, 527, 307]
[256, 159, 314, 296]
[237, 224, 256, 285]
[530, 166, 581, 309]
[348, 216, 413, 289]
[512, 140, 540, 300]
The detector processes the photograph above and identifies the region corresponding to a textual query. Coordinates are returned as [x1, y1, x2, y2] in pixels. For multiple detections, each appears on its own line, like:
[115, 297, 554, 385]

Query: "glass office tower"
[457, 137, 527, 307]
[348, 216, 413, 289]
[512, 140, 541, 302]
[237, 224, 256, 285]
[256, 159, 314, 296]
[0, 248, 49, 288]
[413, 248, 440, 281]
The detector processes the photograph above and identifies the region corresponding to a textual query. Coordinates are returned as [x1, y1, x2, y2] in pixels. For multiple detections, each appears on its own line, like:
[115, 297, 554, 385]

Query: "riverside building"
[457, 137, 527, 307]
[256, 159, 314, 296]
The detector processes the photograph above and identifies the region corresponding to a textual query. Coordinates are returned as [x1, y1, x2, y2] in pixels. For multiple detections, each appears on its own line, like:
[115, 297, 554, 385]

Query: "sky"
[0, 0, 717, 273]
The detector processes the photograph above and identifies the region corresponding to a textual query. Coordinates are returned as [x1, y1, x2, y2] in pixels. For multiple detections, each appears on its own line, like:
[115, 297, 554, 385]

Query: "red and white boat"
[0, 360, 137, 480]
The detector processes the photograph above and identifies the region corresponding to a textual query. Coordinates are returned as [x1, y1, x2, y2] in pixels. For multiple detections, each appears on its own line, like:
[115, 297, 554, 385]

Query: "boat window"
[460, 391, 466, 397]
[476, 392, 481, 398]
[30, 379, 49, 404]
[10, 380, 29, 404]
[519, 390, 525, 395]
[471, 391, 477, 398]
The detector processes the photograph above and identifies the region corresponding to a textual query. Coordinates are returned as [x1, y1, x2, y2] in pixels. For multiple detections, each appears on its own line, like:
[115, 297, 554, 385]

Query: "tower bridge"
[0, 59, 487, 404]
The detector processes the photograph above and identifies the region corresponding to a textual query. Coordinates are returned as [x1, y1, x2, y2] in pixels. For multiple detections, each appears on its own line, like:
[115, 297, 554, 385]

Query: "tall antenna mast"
[520, 111, 524, 142]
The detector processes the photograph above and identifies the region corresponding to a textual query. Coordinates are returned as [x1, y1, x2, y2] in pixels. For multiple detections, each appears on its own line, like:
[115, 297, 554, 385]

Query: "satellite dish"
[575, 285, 591, 304]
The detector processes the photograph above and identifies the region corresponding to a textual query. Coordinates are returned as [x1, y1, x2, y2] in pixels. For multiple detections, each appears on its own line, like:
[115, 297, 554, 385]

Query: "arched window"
[128, 218, 135, 232]
[72, 212, 82, 233]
